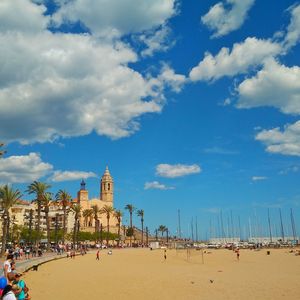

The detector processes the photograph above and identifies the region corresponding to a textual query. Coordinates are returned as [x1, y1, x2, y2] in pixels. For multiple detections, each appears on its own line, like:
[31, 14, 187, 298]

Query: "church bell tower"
[77, 179, 88, 204]
[100, 166, 113, 205]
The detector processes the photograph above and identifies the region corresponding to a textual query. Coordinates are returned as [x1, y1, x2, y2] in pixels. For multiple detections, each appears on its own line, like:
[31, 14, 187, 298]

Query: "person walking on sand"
[164, 249, 167, 261]
[96, 250, 100, 261]
[236, 248, 240, 261]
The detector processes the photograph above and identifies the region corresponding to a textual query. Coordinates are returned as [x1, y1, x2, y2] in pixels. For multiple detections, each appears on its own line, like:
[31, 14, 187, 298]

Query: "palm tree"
[42, 192, 53, 250]
[125, 204, 135, 246]
[100, 205, 114, 246]
[114, 210, 123, 247]
[137, 209, 145, 245]
[158, 225, 167, 239]
[71, 204, 81, 246]
[91, 205, 100, 235]
[26, 181, 51, 243]
[56, 189, 72, 244]
[82, 209, 93, 227]
[0, 185, 22, 256]
[0, 143, 6, 157]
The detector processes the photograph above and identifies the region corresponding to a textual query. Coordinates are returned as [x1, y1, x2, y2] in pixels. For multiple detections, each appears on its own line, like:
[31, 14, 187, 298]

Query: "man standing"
[96, 250, 100, 261]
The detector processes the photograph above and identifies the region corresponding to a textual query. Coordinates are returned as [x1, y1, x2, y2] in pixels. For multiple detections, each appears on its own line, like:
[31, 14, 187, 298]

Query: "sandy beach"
[23, 248, 300, 300]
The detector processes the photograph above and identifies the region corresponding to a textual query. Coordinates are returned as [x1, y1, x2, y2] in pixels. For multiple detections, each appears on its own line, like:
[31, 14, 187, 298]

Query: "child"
[13, 274, 30, 300]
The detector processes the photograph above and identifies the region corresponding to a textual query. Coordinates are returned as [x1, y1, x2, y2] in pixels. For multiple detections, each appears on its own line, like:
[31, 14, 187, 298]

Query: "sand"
[24, 248, 300, 300]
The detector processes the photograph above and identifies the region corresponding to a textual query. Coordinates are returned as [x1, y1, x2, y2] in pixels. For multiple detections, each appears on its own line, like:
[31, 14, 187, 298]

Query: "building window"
[108, 183, 110, 191]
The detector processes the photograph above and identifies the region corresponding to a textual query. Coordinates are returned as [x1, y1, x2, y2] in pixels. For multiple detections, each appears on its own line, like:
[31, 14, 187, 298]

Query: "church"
[75, 166, 119, 233]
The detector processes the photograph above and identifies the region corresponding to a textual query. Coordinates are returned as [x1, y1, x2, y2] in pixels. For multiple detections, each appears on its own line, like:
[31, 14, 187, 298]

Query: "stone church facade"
[76, 167, 119, 233]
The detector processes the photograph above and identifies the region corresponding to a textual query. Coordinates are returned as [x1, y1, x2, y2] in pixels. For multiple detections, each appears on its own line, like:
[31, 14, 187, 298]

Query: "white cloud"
[279, 165, 300, 175]
[144, 181, 174, 190]
[156, 164, 201, 178]
[0, 0, 49, 33]
[140, 25, 175, 57]
[237, 59, 300, 114]
[222, 98, 232, 106]
[156, 64, 186, 93]
[283, 4, 300, 50]
[252, 176, 267, 181]
[0, 0, 181, 144]
[201, 0, 255, 38]
[189, 37, 281, 81]
[256, 121, 300, 156]
[50, 170, 97, 182]
[0, 153, 53, 183]
[53, 0, 177, 37]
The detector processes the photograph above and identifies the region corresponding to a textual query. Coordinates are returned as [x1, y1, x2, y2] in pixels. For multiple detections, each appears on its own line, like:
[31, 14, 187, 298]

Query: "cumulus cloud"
[0, 153, 53, 183]
[201, 0, 255, 38]
[140, 25, 175, 57]
[256, 121, 300, 156]
[189, 38, 281, 81]
[155, 64, 186, 93]
[252, 176, 267, 181]
[144, 181, 174, 190]
[0, 0, 181, 144]
[237, 59, 300, 114]
[50, 170, 97, 182]
[52, 0, 177, 37]
[283, 4, 300, 50]
[156, 164, 201, 178]
[0, 0, 49, 33]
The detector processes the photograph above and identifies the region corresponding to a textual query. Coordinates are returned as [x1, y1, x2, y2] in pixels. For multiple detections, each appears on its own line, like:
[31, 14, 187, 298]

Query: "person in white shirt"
[3, 255, 13, 279]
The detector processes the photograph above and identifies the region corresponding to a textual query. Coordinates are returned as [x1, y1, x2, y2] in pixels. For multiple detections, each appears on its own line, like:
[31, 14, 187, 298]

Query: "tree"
[42, 192, 53, 250]
[26, 181, 51, 243]
[114, 210, 123, 246]
[100, 205, 114, 246]
[0, 185, 22, 256]
[137, 209, 144, 245]
[125, 204, 135, 247]
[71, 204, 81, 246]
[91, 205, 100, 235]
[82, 209, 93, 227]
[158, 225, 167, 239]
[56, 189, 72, 244]
[20, 226, 44, 244]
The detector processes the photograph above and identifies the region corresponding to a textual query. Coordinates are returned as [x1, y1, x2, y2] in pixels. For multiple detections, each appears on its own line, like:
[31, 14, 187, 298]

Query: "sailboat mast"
[268, 208, 273, 243]
[279, 208, 285, 242]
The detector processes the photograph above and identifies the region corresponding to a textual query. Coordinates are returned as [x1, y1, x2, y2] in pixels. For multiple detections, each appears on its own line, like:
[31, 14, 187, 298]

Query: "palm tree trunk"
[73, 218, 77, 246]
[106, 217, 110, 246]
[6, 215, 10, 243]
[36, 200, 41, 245]
[94, 217, 98, 234]
[0, 213, 8, 256]
[117, 223, 121, 247]
[63, 206, 66, 244]
[45, 209, 51, 250]
[141, 219, 144, 245]
[130, 212, 132, 247]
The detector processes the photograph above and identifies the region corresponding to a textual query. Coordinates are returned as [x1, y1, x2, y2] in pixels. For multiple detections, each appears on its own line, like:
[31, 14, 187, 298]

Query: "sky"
[1, 0, 300, 239]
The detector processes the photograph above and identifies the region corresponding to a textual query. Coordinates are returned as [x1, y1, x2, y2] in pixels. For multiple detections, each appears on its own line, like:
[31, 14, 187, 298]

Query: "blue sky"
[1, 0, 300, 239]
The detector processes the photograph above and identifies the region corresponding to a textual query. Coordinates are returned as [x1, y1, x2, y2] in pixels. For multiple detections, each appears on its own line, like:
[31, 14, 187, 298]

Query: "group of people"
[6, 246, 43, 261]
[1, 254, 30, 300]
